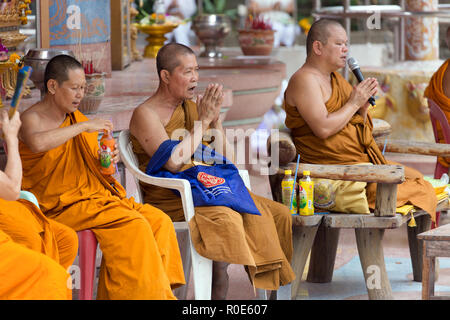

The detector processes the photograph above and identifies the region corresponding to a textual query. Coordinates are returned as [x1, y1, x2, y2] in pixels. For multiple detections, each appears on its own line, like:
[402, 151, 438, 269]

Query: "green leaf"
[214, 0, 226, 13]
[203, 0, 216, 14]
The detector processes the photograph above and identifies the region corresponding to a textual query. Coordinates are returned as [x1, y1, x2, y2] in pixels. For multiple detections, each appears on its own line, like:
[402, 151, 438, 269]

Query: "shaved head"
[156, 43, 195, 80]
[306, 19, 345, 56]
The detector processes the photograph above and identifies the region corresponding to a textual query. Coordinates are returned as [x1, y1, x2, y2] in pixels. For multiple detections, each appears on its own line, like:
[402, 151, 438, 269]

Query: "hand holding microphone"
[347, 57, 377, 107]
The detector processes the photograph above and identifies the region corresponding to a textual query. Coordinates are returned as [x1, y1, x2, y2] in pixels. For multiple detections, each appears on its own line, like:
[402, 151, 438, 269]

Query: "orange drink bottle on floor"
[99, 129, 116, 175]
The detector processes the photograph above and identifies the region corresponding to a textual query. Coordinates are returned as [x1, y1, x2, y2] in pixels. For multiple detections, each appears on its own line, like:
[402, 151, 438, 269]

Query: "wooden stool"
[418, 223, 450, 300]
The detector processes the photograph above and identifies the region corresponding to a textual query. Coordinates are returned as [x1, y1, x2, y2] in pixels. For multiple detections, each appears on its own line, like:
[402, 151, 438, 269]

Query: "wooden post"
[307, 224, 340, 283]
[39, 0, 50, 48]
[421, 241, 435, 300]
[407, 214, 432, 282]
[355, 228, 393, 300]
[374, 183, 397, 217]
[291, 225, 320, 299]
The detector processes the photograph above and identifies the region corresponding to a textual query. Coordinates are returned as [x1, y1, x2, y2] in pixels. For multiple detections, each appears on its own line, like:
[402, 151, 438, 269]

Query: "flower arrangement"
[136, 9, 180, 26]
[238, 15, 275, 56]
[244, 15, 273, 31]
[298, 17, 313, 34]
[18, 0, 33, 25]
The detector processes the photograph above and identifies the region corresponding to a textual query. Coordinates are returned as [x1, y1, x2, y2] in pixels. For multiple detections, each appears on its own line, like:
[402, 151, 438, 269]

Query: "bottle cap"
[284, 170, 292, 175]
[303, 170, 310, 176]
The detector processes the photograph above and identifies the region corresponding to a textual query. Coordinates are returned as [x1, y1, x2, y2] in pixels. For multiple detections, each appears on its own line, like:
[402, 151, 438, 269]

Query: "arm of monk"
[130, 83, 223, 173]
[285, 71, 378, 139]
[0, 110, 22, 200]
[19, 110, 113, 154]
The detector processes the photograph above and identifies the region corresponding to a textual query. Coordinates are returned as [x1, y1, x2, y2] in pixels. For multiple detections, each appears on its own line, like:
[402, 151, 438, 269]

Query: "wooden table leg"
[422, 240, 435, 300]
[307, 224, 340, 283]
[355, 228, 393, 300]
[407, 214, 431, 282]
[291, 225, 319, 299]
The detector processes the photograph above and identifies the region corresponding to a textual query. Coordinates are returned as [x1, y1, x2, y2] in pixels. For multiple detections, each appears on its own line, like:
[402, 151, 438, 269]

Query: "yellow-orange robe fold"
[424, 59, 450, 168]
[0, 198, 78, 270]
[0, 229, 70, 300]
[19, 111, 185, 300]
[285, 71, 437, 221]
[131, 100, 296, 290]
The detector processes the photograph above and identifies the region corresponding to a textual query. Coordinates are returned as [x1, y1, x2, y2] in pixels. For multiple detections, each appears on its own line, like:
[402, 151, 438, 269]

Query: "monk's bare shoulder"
[20, 102, 47, 129]
[285, 66, 321, 106]
[130, 98, 163, 137]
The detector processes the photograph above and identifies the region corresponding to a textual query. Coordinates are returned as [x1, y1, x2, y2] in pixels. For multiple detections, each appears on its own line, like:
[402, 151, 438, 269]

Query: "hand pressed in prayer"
[197, 83, 223, 126]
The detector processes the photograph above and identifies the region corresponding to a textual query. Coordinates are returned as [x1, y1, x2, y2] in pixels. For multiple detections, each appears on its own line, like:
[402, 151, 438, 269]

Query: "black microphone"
[347, 57, 376, 106]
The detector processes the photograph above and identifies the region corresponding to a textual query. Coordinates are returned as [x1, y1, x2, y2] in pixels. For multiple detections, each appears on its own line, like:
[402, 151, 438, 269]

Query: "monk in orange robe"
[284, 19, 437, 221]
[424, 26, 450, 169]
[19, 55, 185, 300]
[0, 109, 75, 300]
[0, 229, 71, 300]
[129, 43, 295, 299]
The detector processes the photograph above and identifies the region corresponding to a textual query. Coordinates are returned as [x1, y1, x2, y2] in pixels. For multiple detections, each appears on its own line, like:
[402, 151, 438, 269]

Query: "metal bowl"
[23, 48, 75, 97]
[192, 14, 231, 58]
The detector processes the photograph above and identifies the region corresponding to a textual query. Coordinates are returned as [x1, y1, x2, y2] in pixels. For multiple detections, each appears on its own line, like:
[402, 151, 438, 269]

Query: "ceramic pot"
[238, 29, 275, 56]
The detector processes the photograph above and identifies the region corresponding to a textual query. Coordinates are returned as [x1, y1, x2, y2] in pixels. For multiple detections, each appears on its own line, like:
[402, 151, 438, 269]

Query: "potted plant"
[192, 0, 235, 58]
[79, 60, 106, 114]
[238, 15, 275, 56]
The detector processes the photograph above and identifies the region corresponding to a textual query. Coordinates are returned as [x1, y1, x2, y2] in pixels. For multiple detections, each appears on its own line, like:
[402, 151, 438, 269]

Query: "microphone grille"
[347, 57, 359, 71]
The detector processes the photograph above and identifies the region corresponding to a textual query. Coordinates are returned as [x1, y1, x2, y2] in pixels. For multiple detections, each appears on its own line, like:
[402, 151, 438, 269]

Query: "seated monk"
[129, 43, 296, 300]
[18, 55, 185, 300]
[424, 26, 450, 169]
[0, 109, 74, 300]
[284, 19, 437, 221]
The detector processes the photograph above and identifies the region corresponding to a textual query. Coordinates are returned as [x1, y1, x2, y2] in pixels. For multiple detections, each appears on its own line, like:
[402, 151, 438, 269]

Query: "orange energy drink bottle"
[299, 170, 314, 216]
[99, 129, 116, 175]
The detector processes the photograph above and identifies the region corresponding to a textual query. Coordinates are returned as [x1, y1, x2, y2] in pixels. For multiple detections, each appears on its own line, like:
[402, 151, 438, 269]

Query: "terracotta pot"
[238, 29, 275, 56]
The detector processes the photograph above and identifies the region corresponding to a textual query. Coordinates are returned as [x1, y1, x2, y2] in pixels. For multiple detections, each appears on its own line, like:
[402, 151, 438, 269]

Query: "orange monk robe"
[0, 198, 78, 271]
[285, 71, 437, 221]
[19, 111, 185, 300]
[424, 59, 450, 167]
[131, 100, 296, 290]
[0, 229, 70, 300]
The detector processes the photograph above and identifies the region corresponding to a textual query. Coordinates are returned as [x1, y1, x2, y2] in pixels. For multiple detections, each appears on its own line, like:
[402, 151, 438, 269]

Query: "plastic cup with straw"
[290, 154, 301, 213]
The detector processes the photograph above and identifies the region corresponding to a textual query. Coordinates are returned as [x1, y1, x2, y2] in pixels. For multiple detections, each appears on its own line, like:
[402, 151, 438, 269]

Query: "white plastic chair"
[118, 129, 253, 300]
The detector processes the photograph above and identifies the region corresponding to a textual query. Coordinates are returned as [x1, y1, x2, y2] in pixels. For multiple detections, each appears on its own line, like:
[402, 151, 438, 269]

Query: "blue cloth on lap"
[145, 140, 261, 215]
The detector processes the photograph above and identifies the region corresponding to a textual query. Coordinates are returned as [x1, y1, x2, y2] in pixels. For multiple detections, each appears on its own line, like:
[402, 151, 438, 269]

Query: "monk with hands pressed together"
[130, 43, 295, 300]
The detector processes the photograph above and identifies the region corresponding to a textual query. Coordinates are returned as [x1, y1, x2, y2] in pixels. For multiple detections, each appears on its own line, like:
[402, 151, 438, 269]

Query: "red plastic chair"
[77, 230, 98, 300]
[427, 98, 450, 227]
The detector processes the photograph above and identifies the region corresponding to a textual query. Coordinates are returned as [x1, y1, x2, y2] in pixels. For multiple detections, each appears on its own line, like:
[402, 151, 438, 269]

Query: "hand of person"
[83, 118, 113, 133]
[111, 142, 120, 165]
[348, 77, 378, 111]
[0, 110, 21, 141]
[197, 83, 224, 126]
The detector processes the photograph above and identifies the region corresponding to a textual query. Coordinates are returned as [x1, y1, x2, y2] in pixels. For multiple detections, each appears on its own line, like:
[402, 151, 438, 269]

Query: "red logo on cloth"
[197, 172, 225, 188]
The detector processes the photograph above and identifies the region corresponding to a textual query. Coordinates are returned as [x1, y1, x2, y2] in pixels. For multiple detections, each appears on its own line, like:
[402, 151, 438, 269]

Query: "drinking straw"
[382, 138, 388, 156]
[290, 154, 301, 210]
